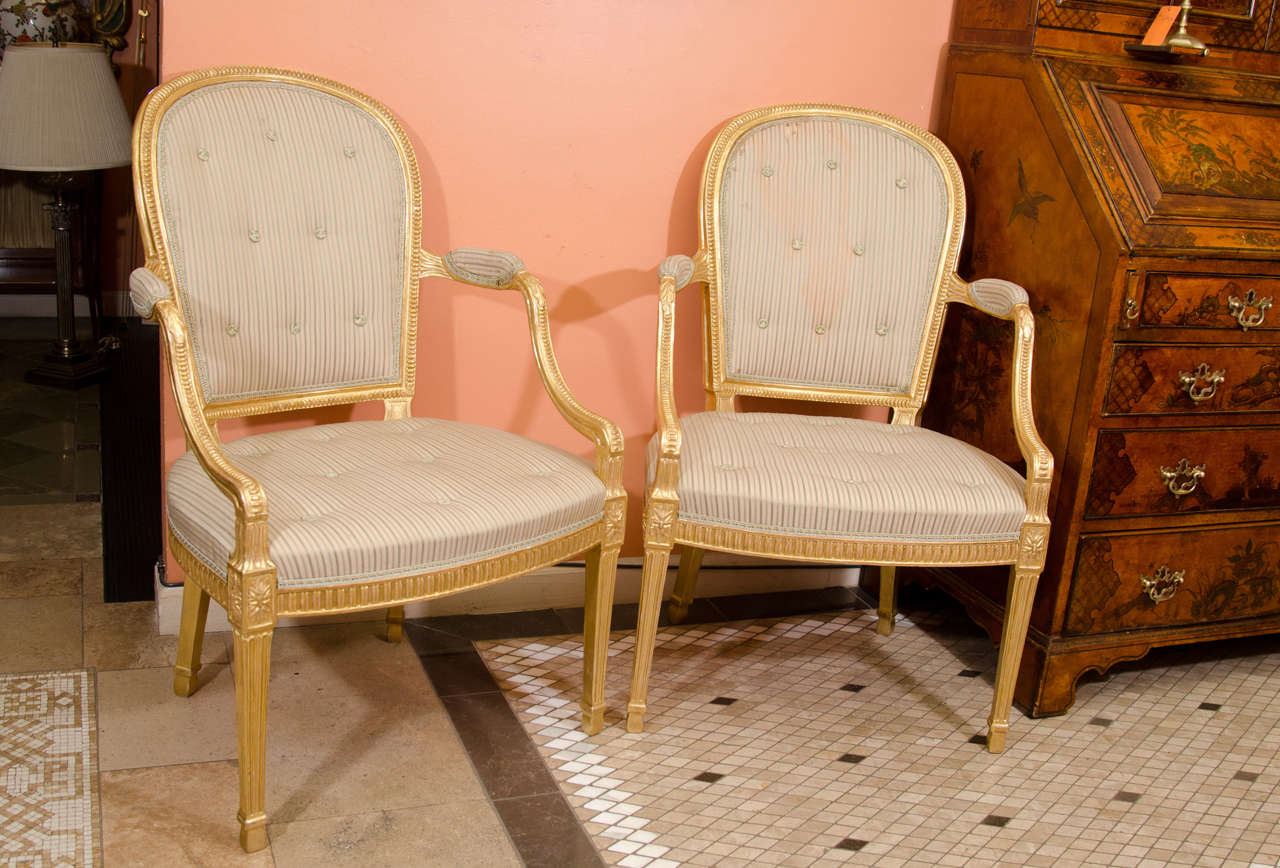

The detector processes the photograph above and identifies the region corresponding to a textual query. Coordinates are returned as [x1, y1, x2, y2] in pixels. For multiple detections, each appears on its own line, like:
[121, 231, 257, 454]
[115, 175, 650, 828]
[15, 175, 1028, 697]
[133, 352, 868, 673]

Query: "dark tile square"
[419, 649, 499, 697]
[837, 753, 867, 764]
[693, 771, 724, 783]
[1114, 790, 1142, 803]
[981, 814, 1012, 827]
[709, 696, 737, 706]
[1088, 717, 1114, 727]
[1234, 771, 1259, 783]
[833, 838, 869, 852]
[1198, 702, 1222, 711]
[958, 669, 982, 678]
[493, 792, 602, 868]
[840, 683, 865, 693]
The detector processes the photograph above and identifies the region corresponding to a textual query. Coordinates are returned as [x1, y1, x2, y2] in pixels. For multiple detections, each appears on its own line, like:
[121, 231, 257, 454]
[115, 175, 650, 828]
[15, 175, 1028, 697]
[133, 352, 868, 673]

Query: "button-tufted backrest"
[705, 107, 963, 404]
[137, 71, 417, 407]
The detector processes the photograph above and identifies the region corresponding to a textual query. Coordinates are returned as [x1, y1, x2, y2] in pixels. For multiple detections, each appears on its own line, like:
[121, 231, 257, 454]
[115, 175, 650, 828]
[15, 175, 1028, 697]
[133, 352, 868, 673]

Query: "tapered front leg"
[627, 537, 673, 733]
[581, 542, 622, 734]
[232, 627, 273, 852]
[173, 581, 210, 697]
[987, 565, 1039, 754]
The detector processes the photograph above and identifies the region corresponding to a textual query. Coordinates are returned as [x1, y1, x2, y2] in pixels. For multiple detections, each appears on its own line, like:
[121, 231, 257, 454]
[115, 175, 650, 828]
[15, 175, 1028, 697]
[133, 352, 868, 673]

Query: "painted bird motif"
[1008, 158, 1054, 225]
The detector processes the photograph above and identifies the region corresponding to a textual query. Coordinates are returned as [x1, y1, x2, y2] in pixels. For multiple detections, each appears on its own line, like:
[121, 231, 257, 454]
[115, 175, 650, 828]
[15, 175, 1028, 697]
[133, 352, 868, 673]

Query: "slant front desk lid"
[1047, 56, 1280, 255]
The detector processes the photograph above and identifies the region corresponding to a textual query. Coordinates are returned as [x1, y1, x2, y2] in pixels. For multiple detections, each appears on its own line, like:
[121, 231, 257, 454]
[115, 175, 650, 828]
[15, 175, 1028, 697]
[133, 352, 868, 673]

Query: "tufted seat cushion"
[648, 412, 1026, 542]
[168, 418, 605, 588]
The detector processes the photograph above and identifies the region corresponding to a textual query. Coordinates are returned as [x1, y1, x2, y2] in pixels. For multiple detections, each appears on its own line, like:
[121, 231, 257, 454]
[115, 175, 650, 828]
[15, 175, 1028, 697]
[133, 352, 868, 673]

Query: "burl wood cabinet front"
[914, 0, 1280, 716]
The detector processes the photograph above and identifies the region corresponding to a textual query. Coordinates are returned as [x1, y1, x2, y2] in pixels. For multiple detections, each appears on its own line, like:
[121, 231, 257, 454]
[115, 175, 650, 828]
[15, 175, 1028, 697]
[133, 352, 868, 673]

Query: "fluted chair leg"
[173, 582, 210, 697]
[581, 542, 621, 734]
[232, 627, 273, 852]
[383, 605, 405, 643]
[667, 546, 704, 624]
[875, 565, 898, 636]
[986, 565, 1040, 753]
[627, 541, 674, 733]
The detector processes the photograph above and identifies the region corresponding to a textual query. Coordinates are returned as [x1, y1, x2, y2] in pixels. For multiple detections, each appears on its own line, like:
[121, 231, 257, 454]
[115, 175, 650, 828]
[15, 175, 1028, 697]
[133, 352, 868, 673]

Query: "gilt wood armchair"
[130, 67, 625, 851]
[627, 104, 1053, 752]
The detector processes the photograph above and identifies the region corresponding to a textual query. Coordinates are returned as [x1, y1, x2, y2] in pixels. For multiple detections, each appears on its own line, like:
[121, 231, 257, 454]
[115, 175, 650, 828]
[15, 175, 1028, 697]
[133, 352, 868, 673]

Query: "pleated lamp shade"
[0, 42, 132, 172]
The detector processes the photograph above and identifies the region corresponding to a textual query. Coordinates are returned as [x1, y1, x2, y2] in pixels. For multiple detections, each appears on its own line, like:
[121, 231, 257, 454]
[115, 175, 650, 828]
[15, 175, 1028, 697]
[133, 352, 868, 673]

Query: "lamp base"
[26, 344, 107, 389]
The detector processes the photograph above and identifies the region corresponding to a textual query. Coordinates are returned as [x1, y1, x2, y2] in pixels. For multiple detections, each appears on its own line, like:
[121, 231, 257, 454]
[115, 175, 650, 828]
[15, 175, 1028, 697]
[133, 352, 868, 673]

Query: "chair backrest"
[701, 105, 965, 415]
[133, 67, 421, 414]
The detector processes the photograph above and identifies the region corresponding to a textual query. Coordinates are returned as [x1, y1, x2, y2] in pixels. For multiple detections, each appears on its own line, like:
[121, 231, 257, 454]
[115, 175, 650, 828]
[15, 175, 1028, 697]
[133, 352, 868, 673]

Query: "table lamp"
[0, 42, 132, 387]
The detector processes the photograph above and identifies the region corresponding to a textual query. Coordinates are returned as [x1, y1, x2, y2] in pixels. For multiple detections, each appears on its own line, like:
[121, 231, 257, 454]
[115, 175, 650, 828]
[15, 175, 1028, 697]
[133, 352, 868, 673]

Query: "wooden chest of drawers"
[907, 0, 1280, 716]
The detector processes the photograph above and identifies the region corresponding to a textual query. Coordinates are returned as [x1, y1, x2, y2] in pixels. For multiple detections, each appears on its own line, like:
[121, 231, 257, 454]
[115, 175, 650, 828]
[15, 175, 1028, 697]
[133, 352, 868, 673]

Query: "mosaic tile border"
[0, 668, 101, 868]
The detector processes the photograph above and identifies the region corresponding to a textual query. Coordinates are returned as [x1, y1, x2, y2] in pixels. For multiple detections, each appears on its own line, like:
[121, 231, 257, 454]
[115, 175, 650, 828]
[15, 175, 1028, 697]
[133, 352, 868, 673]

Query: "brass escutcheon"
[1178, 362, 1225, 403]
[1159, 457, 1206, 497]
[1140, 565, 1185, 603]
[1227, 289, 1272, 331]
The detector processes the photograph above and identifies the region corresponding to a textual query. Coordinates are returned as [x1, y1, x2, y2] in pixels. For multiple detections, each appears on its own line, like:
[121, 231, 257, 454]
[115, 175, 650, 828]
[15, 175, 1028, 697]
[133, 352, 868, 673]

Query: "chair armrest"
[422, 247, 624, 489]
[442, 247, 526, 288]
[952, 275, 1054, 524]
[129, 266, 171, 317]
[966, 277, 1028, 320]
[659, 255, 695, 291]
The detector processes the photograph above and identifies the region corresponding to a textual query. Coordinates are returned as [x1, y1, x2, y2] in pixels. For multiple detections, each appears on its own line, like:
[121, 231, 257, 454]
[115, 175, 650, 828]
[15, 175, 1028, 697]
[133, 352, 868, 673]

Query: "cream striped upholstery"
[168, 418, 605, 588]
[153, 80, 409, 402]
[649, 413, 1025, 541]
[718, 116, 949, 392]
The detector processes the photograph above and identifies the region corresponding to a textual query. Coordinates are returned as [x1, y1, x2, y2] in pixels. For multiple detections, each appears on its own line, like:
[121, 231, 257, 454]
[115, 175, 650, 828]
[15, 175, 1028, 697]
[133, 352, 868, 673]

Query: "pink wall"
[158, 0, 956, 570]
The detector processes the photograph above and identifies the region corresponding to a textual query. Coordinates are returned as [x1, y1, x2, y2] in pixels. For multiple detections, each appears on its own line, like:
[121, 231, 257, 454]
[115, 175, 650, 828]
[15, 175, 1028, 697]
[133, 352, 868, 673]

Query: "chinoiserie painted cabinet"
[910, 0, 1280, 716]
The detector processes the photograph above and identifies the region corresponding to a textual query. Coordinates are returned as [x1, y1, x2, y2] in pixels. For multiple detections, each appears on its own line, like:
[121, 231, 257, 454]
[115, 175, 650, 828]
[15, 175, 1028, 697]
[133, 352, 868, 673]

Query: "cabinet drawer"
[1086, 427, 1280, 518]
[1138, 272, 1278, 334]
[1066, 524, 1280, 635]
[1104, 344, 1280, 416]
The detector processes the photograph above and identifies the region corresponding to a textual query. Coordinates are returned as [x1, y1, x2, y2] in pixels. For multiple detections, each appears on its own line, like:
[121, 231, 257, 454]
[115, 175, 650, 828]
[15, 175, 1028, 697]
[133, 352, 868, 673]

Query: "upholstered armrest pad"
[968, 278, 1029, 319]
[659, 255, 695, 291]
[443, 247, 526, 288]
[129, 267, 172, 317]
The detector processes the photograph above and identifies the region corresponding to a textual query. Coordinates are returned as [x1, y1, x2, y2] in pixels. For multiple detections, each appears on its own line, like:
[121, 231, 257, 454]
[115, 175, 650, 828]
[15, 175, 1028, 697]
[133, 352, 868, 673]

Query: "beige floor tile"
[0, 594, 81, 672]
[254, 627, 482, 823]
[99, 761, 275, 867]
[0, 502, 101, 561]
[0, 557, 81, 598]
[83, 598, 230, 670]
[97, 664, 239, 771]
[81, 556, 104, 603]
[267, 801, 521, 867]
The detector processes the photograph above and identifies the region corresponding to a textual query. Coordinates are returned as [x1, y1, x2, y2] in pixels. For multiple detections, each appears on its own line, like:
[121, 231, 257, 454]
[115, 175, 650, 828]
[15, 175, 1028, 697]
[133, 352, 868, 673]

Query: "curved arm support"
[952, 275, 1053, 551]
[142, 266, 277, 628]
[1009, 303, 1054, 527]
[652, 270, 686, 481]
[510, 271, 626, 491]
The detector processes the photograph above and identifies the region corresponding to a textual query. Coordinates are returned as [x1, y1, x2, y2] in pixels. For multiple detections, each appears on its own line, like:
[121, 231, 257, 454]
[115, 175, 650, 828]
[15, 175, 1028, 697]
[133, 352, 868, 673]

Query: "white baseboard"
[153, 556, 862, 636]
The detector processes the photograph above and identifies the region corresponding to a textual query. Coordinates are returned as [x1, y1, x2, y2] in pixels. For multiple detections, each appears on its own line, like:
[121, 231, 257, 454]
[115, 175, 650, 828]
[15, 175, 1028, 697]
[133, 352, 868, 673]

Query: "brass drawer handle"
[1124, 298, 1139, 321]
[1227, 289, 1272, 331]
[1159, 458, 1206, 497]
[1141, 565, 1185, 604]
[1178, 362, 1225, 403]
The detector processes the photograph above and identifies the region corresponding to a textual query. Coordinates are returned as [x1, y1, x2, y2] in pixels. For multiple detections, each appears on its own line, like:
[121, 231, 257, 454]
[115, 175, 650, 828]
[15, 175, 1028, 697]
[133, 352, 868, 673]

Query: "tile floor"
[480, 605, 1280, 868]
[6, 496, 1280, 866]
